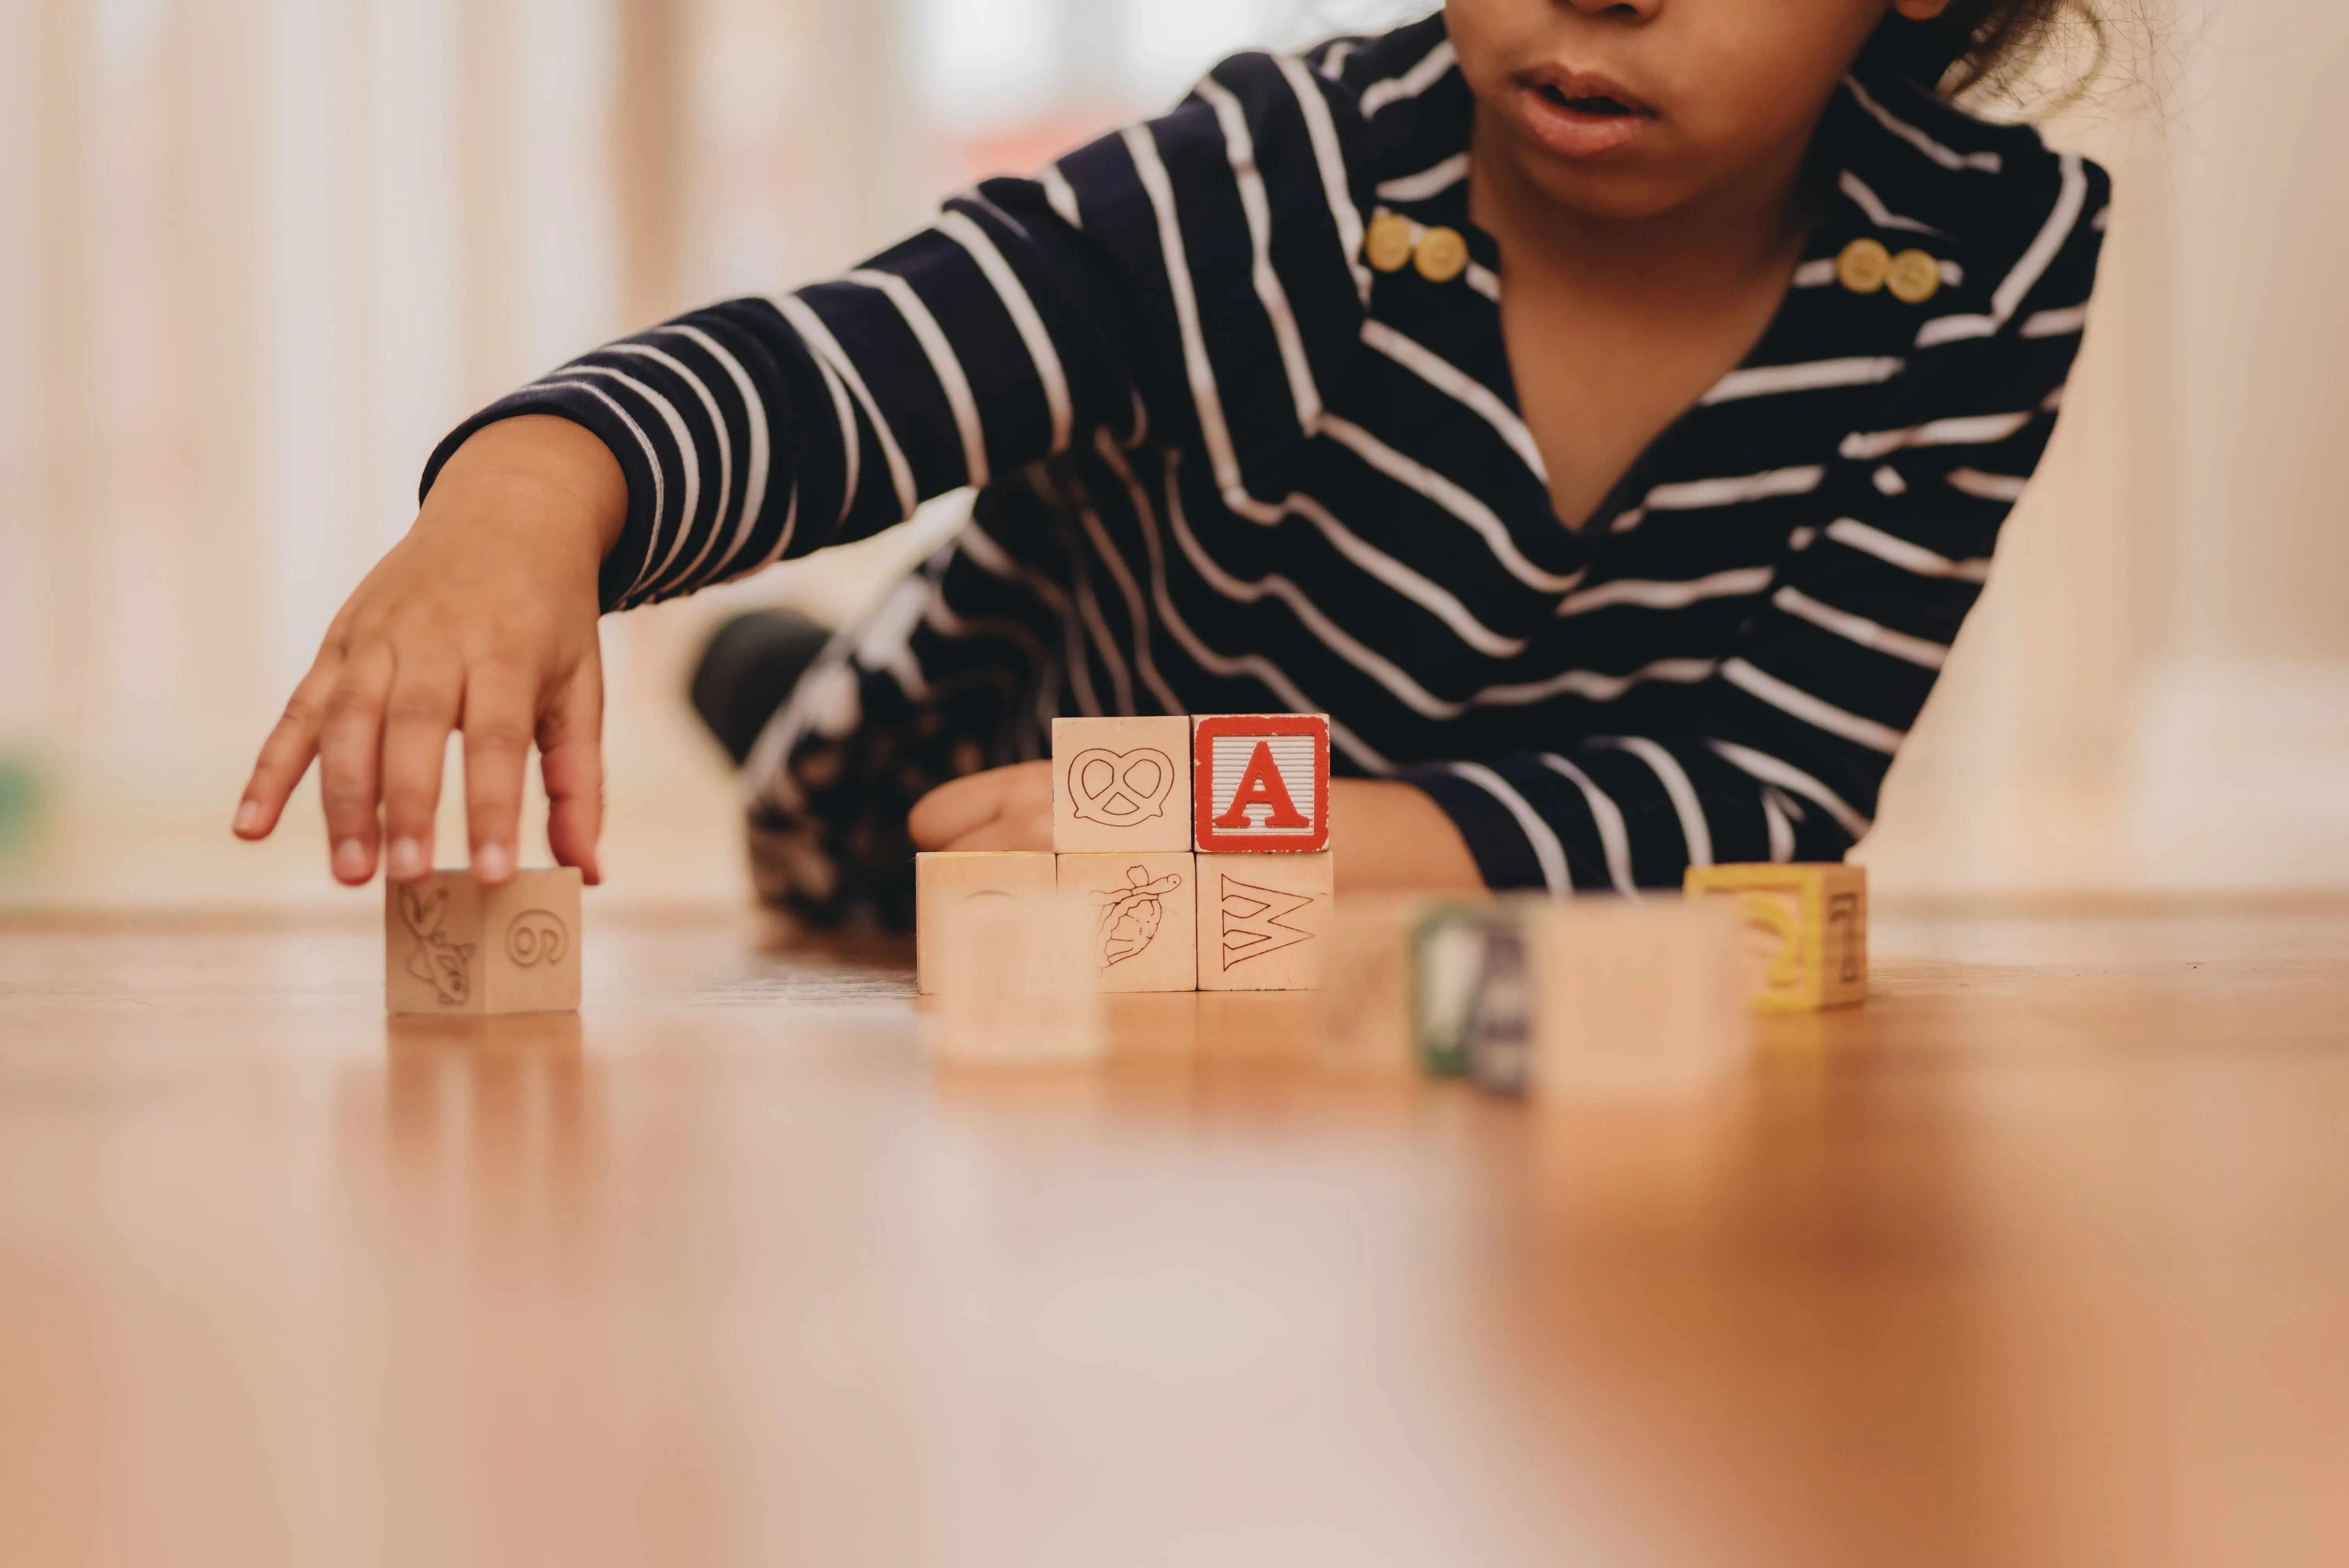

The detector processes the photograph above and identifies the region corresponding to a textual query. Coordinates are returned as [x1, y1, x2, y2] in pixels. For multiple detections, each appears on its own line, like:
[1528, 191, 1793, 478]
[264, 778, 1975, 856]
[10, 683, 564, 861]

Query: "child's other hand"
[908, 761, 1053, 853]
[231, 416, 627, 888]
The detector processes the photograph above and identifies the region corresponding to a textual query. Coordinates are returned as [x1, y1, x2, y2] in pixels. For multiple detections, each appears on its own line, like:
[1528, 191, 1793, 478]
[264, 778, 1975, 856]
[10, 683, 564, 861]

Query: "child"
[233, 0, 2110, 930]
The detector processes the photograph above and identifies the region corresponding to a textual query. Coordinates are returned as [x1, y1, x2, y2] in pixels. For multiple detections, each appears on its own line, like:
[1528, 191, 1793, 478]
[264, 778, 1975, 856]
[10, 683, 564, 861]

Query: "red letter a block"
[1192, 714, 1330, 853]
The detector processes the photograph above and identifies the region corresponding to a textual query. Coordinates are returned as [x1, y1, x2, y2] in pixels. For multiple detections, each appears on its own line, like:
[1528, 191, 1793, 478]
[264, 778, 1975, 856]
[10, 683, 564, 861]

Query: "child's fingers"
[458, 660, 538, 886]
[315, 643, 398, 884]
[376, 652, 465, 885]
[907, 770, 1007, 850]
[936, 814, 1052, 853]
[539, 659, 605, 885]
[235, 649, 345, 839]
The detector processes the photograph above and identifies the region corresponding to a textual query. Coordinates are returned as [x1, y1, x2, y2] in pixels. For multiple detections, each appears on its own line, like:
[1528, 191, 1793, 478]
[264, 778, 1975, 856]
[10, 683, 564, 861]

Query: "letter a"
[1213, 741, 1310, 830]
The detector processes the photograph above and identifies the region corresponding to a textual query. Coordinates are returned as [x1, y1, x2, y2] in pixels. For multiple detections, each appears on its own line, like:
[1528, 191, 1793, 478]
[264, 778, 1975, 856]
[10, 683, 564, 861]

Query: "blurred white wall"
[2135, 0, 2349, 886]
[0, 0, 2342, 909]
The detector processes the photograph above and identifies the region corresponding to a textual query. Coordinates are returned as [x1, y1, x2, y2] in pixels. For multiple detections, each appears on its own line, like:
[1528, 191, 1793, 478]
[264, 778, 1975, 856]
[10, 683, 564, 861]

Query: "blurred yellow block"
[1684, 863, 1869, 1012]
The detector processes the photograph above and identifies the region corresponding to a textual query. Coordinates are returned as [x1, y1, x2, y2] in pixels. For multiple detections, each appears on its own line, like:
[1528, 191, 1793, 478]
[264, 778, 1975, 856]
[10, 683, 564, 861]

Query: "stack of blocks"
[916, 714, 1335, 996]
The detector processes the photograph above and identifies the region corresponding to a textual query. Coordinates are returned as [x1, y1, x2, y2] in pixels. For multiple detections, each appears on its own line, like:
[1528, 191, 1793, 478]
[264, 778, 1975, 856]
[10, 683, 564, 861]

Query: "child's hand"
[908, 761, 1054, 853]
[904, 764, 1488, 896]
[232, 416, 627, 887]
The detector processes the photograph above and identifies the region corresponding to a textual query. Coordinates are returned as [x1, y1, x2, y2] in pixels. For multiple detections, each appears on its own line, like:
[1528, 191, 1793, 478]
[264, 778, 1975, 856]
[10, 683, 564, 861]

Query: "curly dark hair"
[1864, 0, 2117, 103]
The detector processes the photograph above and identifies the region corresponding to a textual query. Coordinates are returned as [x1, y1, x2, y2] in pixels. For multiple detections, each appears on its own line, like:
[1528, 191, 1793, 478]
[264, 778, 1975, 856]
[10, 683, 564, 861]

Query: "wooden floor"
[3, 900, 2346, 1568]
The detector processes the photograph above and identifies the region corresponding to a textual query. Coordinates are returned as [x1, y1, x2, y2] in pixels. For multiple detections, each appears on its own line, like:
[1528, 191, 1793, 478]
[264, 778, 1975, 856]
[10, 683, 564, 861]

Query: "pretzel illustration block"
[385, 868, 583, 1016]
[1056, 851, 1199, 993]
[916, 852, 1060, 995]
[1195, 851, 1333, 991]
[1192, 714, 1330, 853]
[1050, 716, 1194, 854]
[1683, 863, 1868, 1011]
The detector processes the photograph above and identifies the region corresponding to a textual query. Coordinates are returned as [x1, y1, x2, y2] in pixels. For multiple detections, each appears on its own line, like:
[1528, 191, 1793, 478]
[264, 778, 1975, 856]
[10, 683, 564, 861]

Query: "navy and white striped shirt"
[426, 14, 2109, 925]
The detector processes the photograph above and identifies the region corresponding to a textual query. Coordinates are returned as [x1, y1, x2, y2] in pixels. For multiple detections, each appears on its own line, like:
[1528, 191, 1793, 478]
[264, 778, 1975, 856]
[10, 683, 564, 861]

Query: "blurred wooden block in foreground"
[925, 889, 1105, 1067]
[385, 869, 582, 1016]
[1317, 895, 1470, 1075]
[1684, 863, 1869, 1011]
[1521, 899, 1753, 1100]
[914, 851, 1059, 996]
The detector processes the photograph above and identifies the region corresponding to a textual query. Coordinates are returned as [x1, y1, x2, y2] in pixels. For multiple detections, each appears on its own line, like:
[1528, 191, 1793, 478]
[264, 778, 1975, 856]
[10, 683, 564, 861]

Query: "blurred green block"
[0, 755, 45, 867]
[1411, 904, 1522, 1080]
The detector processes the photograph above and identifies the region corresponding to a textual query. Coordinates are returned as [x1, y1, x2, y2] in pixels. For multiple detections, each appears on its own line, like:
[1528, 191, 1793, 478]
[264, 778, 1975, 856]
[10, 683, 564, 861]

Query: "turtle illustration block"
[916, 852, 1060, 995]
[385, 868, 583, 1015]
[1192, 714, 1330, 853]
[1051, 716, 1193, 854]
[1683, 863, 1868, 1011]
[1056, 851, 1199, 993]
[1195, 852, 1333, 991]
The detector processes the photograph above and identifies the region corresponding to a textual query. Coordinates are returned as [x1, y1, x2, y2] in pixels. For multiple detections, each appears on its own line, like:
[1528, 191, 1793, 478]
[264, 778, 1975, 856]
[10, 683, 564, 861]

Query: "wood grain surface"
[2, 901, 2345, 1568]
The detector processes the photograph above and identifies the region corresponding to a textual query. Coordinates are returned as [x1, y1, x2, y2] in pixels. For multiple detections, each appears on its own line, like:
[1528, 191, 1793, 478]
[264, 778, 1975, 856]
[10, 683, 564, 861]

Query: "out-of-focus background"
[0, 0, 2340, 911]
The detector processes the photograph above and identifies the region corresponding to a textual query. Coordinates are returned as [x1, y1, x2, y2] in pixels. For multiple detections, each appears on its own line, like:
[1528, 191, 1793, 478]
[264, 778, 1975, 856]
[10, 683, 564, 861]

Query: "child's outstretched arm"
[234, 415, 623, 887]
[235, 168, 1151, 887]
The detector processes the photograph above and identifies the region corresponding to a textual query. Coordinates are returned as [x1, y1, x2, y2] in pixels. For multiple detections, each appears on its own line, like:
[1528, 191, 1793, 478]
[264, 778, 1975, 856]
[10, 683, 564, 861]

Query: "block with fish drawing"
[1050, 716, 1193, 853]
[385, 868, 583, 1016]
[1191, 714, 1330, 854]
[1057, 852, 1199, 993]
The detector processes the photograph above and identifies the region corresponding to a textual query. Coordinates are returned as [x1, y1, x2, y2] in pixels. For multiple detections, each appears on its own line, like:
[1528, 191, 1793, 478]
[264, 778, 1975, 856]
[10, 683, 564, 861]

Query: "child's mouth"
[1519, 68, 1656, 158]
[1539, 85, 1637, 117]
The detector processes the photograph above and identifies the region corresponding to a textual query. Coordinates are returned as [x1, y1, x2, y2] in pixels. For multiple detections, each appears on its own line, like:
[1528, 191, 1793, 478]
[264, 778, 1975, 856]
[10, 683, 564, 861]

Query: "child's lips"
[1517, 69, 1656, 159]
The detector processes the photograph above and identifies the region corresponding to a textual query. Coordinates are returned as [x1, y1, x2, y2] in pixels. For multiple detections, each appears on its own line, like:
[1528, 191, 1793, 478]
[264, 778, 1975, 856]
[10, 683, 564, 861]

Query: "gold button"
[1365, 212, 1415, 274]
[1887, 248, 1941, 304]
[1414, 225, 1469, 284]
[1836, 237, 1890, 294]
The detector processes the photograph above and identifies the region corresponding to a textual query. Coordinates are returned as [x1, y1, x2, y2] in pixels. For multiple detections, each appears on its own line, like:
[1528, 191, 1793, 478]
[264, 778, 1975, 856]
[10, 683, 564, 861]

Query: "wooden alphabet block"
[1522, 899, 1752, 1100]
[926, 889, 1105, 1066]
[916, 852, 1061, 995]
[385, 868, 583, 1016]
[1195, 851, 1333, 991]
[1050, 716, 1193, 854]
[1192, 714, 1330, 853]
[1683, 863, 1868, 1011]
[1056, 851, 1198, 992]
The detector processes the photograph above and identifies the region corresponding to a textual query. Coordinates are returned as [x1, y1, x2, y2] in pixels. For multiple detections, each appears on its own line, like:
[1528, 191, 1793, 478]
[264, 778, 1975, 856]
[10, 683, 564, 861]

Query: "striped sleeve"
[419, 182, 1146, 612]
[419, 47, 1368, 615]
[1403, 157, 2110, 894]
